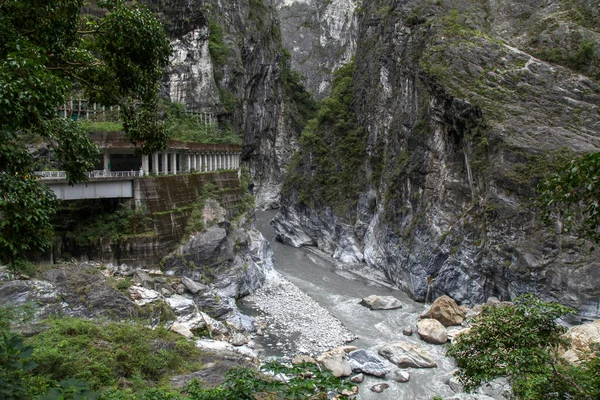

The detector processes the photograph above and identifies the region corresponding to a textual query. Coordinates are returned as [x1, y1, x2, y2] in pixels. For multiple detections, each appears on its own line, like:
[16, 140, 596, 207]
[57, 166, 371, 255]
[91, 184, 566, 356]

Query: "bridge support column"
[171, 152, 177, 174]
[152, 153, 159, 174]
[161, 153, 168, 174]
[103, 150, 110, 170]
[141, 155, 149, 176]
[195, 154, 200, 172]
[186, 154, 191, 172]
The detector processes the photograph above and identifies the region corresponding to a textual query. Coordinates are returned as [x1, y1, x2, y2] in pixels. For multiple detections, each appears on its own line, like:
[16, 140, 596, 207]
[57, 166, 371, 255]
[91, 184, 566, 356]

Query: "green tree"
[447, 294, 600, 399]
[535, 152, 600, 243]
[0, 0, 171, 268]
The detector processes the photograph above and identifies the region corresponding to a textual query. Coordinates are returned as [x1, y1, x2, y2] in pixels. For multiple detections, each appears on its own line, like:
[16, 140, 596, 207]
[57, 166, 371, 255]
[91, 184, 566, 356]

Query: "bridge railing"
[35, 170, 143, 180]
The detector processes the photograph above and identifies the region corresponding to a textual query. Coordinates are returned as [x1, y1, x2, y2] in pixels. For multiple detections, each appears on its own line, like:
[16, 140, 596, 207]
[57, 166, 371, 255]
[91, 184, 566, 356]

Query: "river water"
[249, 210, 457, 399]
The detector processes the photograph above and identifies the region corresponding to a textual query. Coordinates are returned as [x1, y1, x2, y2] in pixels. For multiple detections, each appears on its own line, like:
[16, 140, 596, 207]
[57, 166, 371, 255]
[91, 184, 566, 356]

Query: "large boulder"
[378, 342, 437, 368]
[417, 318, 448, 344]
[421, 295, 465, 327]
[561, 320, 600, 364]
[316, 346, 356, 377]
[360, 295, 403, 310]
[181, 276, 206, 294]
[347, 349, 391, 377]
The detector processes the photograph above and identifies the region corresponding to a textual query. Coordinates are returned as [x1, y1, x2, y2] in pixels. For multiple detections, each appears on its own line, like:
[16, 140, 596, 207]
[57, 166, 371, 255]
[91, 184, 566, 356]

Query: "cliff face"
[276, 0, 358, 98]
[274, 0, 600, 318]
[148, 0, 305, 209]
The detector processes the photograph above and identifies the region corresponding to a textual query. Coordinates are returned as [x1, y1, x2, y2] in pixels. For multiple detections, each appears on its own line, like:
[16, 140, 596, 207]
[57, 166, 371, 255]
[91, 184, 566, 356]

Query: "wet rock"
[388, 369, 410, 383]
[341, 386, 359, 396]
[133, 269, 154, 289]
[421, 295, 465, 327]
[370, 383, 389, 393]
[181, 276, 206, 294]
[360, 295, 403, 310]
[417, 318, 448, 344]
[347, 349, 391, 377]
[316, 346, 356, 377]
[350, 373, 364, 383]
[402, 327, 413, 336]
[378, 342, 437, 368]
[561, 320, 600, 364]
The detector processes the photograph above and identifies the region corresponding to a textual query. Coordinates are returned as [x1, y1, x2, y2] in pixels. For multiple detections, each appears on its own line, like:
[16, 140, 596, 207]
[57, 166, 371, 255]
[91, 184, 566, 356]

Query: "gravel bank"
[243, 271, 357, 358]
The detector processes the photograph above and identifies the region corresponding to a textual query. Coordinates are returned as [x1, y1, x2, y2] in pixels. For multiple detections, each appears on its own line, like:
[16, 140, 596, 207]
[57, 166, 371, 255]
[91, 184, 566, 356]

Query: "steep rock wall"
[148, 0, 306, 209]
[274, 0, 600, 319]
[276, 0, 358, 98]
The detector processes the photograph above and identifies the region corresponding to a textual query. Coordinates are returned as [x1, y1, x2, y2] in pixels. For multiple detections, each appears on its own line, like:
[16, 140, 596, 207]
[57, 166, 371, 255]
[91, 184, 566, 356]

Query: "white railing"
[35, 170, 142, 180]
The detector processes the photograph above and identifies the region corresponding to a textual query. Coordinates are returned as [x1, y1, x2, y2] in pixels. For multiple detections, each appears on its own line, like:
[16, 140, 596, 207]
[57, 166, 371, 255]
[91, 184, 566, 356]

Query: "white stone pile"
[244, 272, 357, 356]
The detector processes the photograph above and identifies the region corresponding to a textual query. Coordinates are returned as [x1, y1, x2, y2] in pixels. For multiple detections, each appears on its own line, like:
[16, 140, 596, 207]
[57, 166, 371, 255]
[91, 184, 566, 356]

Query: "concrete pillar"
[161, 153, 168, 174]
[195, 154, 200, 172]
[152, 153, 160, 174]
[103, 150, 110, 170]
[186, 154, 191, 172]
[208, 153, 213, 171]
[141, 155, 149, 176]
[171, 152, 177, 174]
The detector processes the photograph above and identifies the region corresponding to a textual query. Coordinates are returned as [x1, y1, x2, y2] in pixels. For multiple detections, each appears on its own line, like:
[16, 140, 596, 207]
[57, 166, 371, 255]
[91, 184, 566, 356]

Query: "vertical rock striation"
[274, 0, 600, 318]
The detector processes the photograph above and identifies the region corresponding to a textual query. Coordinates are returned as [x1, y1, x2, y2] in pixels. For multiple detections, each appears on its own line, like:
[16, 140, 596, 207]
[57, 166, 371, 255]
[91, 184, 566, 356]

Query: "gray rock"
[388, 369, 410, 383]
[133, 269, 154, 289]
[231, 333, 246, 346]
[316, 346, 356, 377]
[370, 383, 389, 393]
[347, 349, 391, 377]
[350, 373, 364, 383]
[403, 327, 413, 336]
[378, 342, 437, 368]
[181, 276, 206, 294]
[360, 295, 403, 310]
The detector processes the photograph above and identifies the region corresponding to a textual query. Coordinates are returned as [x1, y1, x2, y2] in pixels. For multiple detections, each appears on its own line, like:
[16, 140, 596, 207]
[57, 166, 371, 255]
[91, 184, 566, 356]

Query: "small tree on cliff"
[0, 0, 171, 268]
[447, 294, 600, 399]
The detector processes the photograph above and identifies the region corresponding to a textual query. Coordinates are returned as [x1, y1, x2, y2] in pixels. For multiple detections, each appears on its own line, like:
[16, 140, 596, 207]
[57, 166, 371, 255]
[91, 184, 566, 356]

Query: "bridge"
[37, 132, 242, 200]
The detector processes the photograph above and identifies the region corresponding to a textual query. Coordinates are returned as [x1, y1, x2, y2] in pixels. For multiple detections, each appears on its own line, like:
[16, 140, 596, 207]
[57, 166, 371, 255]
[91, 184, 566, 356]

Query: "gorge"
[1, 0, 600, 398]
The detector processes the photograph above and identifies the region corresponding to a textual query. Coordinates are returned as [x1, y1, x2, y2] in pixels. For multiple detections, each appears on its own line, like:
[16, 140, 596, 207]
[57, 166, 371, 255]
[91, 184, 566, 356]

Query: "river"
[247, 210, 457, 399]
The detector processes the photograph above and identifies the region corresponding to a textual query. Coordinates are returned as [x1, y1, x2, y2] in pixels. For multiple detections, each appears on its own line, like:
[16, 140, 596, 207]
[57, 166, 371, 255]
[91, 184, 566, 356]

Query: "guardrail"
[35, 170, 143, 180]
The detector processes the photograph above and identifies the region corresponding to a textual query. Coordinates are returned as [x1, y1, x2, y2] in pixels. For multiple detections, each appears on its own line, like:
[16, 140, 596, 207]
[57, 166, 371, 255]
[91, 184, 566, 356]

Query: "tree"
[447, 294, 600, 399]
[0, 0, 171, 268]
[535, 152, 600, 243]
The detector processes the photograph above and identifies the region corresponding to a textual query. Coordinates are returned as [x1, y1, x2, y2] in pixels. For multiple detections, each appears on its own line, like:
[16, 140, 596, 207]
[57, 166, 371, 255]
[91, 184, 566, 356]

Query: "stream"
[245, 210, 457, 399]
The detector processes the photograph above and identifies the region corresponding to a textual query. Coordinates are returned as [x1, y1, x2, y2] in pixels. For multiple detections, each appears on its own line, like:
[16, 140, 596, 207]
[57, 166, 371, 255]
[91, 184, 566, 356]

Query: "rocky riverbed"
[243, 271, 358, 357]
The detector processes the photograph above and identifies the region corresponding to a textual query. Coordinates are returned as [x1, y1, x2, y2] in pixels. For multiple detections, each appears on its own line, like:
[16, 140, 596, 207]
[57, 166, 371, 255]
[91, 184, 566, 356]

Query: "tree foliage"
[535, 152, 600, 243]
[447, 294, 600, 399]
[0, 0, 171, 267]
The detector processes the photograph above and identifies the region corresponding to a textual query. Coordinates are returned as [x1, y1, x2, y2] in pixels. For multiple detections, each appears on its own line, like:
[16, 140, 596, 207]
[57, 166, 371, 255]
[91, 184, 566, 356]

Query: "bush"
[447, 294, 600, 398]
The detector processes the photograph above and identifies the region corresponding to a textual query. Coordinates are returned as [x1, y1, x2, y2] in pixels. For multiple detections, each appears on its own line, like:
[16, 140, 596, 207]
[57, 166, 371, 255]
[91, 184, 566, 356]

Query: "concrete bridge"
[37, 132, 242, 200]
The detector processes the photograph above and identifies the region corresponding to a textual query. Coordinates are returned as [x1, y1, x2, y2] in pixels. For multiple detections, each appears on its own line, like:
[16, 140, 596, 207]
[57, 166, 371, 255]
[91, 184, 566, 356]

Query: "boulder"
[448, 327, 471, 343]
[561, 320, 600, 364]
[417, 318, 448, 344]
[127, 286, 162, 306]
[133, 269, 154, 289]
[370, 383, 389, 393]
[388, 369, 410, 382]
[378, 342, 437, 368]
[402, 327, 413, 336]
[360, 295, 403, 310]
[316, 346, 356, 377]
[181, 276, 206, 294]
[170, 321, 194, 338]
[347, 349, 391, 377]
[421, 295, 465, 326]
[350, 373, 364, 383]
[230, 333, 246, 346]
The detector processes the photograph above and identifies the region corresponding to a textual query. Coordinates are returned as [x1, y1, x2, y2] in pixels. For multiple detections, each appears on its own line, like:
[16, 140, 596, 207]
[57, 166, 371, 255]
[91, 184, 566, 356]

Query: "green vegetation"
[54, 201, 155, 249]
[447, 294, 600, 399]
[281, 48, 319, 130]
[80, 121, 124, 133]
[535, 152, 600, 243]
[283, 59, 367, 217]
[0, 309, 354, 399]
[208, 19, 230, 81]
[162, 102, 242, 145]
[0, 0, 171, 269]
